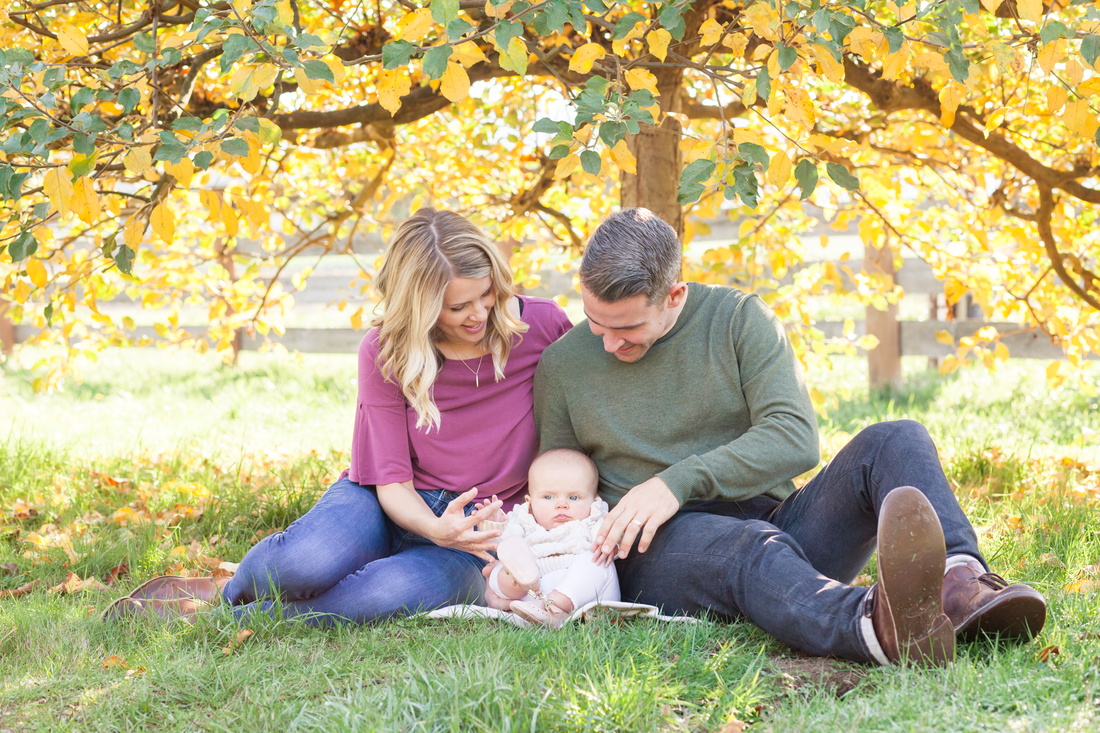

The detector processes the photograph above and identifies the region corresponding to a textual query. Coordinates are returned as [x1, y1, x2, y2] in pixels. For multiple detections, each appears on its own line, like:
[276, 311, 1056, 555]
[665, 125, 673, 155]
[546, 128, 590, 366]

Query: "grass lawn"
[1, 350, 1099, 732]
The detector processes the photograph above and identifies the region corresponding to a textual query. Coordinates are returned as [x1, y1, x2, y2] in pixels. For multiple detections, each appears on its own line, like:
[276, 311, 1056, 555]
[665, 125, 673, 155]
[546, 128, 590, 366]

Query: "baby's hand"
[475, 494, 506, 523]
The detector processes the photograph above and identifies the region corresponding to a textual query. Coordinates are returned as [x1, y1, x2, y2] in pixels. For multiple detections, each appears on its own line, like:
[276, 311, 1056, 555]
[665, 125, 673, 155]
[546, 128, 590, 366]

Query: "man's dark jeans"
[616, 420, 984, 663]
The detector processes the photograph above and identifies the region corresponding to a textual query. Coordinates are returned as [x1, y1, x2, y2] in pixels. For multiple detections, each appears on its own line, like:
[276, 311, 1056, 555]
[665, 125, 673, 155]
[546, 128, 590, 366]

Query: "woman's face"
[435, 275, 495, 348]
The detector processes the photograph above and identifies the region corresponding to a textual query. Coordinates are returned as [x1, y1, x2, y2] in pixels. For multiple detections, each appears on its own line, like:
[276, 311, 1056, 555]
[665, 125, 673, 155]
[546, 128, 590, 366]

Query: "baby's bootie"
[493, 536, 541, 600]
[510, 597, 567, 629]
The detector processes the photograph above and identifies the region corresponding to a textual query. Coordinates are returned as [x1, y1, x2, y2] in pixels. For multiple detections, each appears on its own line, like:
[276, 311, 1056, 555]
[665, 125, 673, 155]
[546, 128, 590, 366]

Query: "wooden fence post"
[866, 241, 903, 390]
[0, 301, 14, 356]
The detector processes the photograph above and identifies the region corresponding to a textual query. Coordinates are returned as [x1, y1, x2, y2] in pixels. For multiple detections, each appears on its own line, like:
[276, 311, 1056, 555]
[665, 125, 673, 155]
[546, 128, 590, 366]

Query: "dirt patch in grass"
[768, 654, 866, 696]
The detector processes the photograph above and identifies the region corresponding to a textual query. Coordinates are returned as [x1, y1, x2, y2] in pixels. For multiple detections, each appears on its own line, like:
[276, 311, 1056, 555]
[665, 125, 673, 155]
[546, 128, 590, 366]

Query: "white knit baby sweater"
[483, 499, 609, 575]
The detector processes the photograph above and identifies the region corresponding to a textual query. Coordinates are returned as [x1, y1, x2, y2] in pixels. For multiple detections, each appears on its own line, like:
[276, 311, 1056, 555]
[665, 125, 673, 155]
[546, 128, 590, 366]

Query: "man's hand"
[591, 476, 679, 566]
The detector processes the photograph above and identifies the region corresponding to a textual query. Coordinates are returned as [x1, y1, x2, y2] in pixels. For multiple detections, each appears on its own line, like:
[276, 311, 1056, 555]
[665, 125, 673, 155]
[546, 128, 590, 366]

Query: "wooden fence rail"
[2, 253, 1075, 387]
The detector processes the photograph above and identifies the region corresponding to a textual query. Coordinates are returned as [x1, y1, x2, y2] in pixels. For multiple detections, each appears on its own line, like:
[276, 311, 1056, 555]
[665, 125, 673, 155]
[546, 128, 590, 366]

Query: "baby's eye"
[569, 495, 580, 501]
[543, 494, 553, 500]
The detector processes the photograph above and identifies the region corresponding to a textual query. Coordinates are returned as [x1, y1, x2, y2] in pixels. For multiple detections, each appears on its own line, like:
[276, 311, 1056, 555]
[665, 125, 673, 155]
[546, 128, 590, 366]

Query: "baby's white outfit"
[486, 499, 621, 607]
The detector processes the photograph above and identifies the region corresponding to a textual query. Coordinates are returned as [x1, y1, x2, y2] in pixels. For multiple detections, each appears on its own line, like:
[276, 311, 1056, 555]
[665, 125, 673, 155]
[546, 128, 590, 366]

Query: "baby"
[481, 448, 620, 627]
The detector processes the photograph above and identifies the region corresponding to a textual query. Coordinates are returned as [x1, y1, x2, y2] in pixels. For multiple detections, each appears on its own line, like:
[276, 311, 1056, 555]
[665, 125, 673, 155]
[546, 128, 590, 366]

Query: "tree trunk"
[621, 68, 685, 238]
[865, 241, 903, 390]
[0, 301, 14, 355]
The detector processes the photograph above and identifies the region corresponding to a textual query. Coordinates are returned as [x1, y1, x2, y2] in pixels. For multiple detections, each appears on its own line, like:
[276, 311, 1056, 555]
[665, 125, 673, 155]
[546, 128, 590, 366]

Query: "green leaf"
[613, 12, 645, 40]
[826, 161, 859, 191]
[382, 40, 414, 70]
[70, 87, 96, 113]
[1041, 21, 1069, 46]
[883, 26, 903, 54]
[945, 48, 970, 84]
[7, 231, 36, 261]
[153, 142, 188, 164]
[1082, 35, 1100, 67]
[193, 150, 215, 169]
[678, 159, 716, 201]
[738, 142, 770, 169]
[114, 244, 136, 275]
[301, 59, 335, 83]
[69, 156, 96, 178]
[728, 162, 759, 207]
[117, 87, 140, 114]
[794, 159, 818, 200]
[171, 116, 203, 132]
[533, 117, 564, 134]
[757, 65, 771, 102]
[220, 34, 255, 74]
[221, 138, 250, 158]
[431, 0, 459, 27]
[43, 302, 54, 326]
[777, 44, 797, 72]
[134, 32, 157, 54]
[548, 144, 571, 159]
[494, 20, 523, 48]
[658, 5, 686, 41]
[73, 133, 95, 157]
[544, 0, 568, 33]
[422, 45, 452, 80]
[598, 121, 628, 147]
[447, 17, 474, 38]
[292, 33, 328, 49]
[580, 150, 601, 175]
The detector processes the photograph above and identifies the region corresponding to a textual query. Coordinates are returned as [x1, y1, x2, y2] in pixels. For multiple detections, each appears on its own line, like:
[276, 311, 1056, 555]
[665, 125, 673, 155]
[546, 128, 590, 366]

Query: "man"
[531, 208, 1046, 665]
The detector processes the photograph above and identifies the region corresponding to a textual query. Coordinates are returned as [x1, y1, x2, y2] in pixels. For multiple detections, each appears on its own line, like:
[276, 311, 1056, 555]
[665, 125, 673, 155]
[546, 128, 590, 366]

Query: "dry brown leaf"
[1038, 552, 1065, 569]
[0, 563, 18, 576]
[223, 628, 254, 655]
[0, 580, 39, 599]
[124, 666, 147, 679]
[102, 655, 128, 669]
[198, 555, 223, 570]
[717, 719, 748, 733]
[105, 561, 130, 587]
[49, 571, 110, 595]
[1038, 645, 1060, 663]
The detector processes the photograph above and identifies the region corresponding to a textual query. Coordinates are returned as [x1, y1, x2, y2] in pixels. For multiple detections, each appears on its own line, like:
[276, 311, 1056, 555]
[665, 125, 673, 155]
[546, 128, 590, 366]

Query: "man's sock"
[944, 554, 984, 574]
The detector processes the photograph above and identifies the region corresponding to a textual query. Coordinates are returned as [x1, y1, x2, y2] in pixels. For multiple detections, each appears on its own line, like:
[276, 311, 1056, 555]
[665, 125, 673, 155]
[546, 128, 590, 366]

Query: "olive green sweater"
[534, 283, 820, 508]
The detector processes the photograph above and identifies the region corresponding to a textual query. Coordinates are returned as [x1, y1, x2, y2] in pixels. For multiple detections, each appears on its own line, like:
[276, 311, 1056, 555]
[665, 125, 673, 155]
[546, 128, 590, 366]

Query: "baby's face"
[528, 473, 597, 530]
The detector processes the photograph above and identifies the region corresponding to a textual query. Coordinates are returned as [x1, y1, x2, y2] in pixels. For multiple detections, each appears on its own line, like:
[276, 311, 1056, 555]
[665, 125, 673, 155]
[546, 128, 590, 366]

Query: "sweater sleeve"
[348, 332, 415, 486]
[656, 295, 820, 504]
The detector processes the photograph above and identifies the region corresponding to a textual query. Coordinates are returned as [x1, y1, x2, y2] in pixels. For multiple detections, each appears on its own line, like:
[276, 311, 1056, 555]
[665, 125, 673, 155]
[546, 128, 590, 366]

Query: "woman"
[106, 207, 572, 624]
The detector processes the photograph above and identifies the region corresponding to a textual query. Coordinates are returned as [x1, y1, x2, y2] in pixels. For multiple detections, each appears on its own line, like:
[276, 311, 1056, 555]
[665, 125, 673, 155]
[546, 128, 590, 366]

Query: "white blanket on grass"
[423, 600, 696, 628]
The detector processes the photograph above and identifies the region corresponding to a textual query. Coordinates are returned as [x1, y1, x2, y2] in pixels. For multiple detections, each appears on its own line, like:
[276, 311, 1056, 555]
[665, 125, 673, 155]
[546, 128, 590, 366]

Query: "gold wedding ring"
[630, 518, 643, 527]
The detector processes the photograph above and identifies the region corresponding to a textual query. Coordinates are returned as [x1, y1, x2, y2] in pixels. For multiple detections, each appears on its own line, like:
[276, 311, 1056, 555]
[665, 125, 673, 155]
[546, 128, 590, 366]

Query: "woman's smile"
[463, 320, 486, 334]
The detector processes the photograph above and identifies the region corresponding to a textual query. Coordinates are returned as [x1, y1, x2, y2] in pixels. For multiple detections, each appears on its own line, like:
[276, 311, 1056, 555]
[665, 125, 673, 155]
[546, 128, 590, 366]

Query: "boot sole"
[126, 575, 229, 604]
[954, 590, 1047, 642]
[877, 487, 955, 666]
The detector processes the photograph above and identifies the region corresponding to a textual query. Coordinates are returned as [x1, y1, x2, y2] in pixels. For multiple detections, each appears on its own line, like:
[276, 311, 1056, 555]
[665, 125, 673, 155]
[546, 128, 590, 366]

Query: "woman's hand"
[475, 493, 506, 523]
[427, 488, 503, 562]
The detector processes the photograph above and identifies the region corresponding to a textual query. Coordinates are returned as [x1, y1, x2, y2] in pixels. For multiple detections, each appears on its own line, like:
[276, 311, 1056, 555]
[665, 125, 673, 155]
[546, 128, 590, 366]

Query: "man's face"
[581, 283, 686, 363]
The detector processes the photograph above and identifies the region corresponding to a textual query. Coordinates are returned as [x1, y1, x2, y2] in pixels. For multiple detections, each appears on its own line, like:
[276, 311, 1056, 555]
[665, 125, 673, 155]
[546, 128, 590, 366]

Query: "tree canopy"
[1, 0, 1099, 387]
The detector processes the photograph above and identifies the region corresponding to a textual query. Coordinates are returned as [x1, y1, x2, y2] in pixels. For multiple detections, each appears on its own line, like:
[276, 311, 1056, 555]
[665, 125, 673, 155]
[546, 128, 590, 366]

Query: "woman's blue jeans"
[220, 479, 486, 625]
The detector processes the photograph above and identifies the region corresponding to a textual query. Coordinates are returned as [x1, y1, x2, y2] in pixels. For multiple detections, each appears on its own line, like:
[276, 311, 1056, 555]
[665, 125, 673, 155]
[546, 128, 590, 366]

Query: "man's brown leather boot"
[942, 561, 1046, 642]
[866, 486, 955, 667]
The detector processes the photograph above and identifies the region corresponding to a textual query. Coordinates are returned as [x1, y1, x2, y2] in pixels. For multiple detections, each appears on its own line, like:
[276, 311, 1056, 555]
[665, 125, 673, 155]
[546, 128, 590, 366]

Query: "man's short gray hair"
[580, 208, 682, 304]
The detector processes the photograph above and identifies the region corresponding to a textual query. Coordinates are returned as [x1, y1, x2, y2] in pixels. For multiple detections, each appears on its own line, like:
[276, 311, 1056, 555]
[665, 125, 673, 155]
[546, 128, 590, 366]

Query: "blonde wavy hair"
[372, 207, 527, 431]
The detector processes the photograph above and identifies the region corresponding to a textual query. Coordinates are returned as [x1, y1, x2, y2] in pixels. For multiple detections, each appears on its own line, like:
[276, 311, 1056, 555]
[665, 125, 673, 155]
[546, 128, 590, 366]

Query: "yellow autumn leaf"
[13, 280, 30, 304]
[979, 0, 1003, 12]
[1017, 0, 1041, 23]
[612, 22, 645, 56]
[451, 41, 488, 67]
[699, 19, 725, 47]
[1063, 99, 1091, 136]
[939, 83, 963, 128]
[378, 68, 411, 115]
[324, 57, 347, 84]
[609, 139, 637, 174]
[484, 0, 515, 19]
[554, 153, 580, 179]
[150, 202, 175, 243]
[123, 216, 145, 250]
[26, 258, 47, 288]
[1046, 86, 1068, 113]
[881, 44, 910, 81]
[935, 329, 955, 346]
[58, 24, 89, 57]
[294, 67, 325, 96]
[994, 342, 1010, 361]
[221, 202, 240, 237]
[350, 307, 363, 330]
[984, 106, 1009, 136]
[811, 44, 844, 84]
[767, 150, 792, 188]
[1077, 78, 1100, 97]
[199, 190, 221, 221]
[395, 9, 433, 42]
[43, 168, 74, 219]
[166, 157, 194, 188]
[625, 68, 660, 96]
[71, 177, 100, 225]
[123, 146, 153, 176]
[744, 3, 778, 41]
[646, 29, 671, 61]
[569, 43, 605, 73]
[785, 87, 816, 130]
[439, 62, 470, 102]
[1046, 360, 1061, 379]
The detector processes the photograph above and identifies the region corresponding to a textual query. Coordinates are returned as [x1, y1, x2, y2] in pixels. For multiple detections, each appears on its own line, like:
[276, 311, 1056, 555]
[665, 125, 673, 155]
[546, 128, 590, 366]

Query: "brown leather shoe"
[943, 563, 1046, 642]
[125, 575, 229, 604]
[866, 486, 955, 666]
[102, 595, 212, 624]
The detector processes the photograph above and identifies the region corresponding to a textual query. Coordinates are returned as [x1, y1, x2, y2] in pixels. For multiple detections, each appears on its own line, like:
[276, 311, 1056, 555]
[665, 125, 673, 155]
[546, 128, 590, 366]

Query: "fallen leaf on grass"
[222, 629, 253, 655]
[0, 580, 39, 599]
[105, 561, 129, 587]
[124, 667, 146, 679]
[217, 561, 239, 574]
[197, 555, 222, 570]
[49, 571, 110, 595]
[716, 720, 747, 733]
[102, 656, 128, 669]
[0, 563, 18, 576]
[11, 500, 39, 520]
[1064, 579, 1100, 593]
[1038, 645, 1059, 663]
[1038, 552, 1065, 569]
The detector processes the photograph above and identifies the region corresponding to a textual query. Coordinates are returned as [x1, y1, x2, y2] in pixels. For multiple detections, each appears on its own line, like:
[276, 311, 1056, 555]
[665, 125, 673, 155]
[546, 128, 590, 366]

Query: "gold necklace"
[457, 351, 486, 387]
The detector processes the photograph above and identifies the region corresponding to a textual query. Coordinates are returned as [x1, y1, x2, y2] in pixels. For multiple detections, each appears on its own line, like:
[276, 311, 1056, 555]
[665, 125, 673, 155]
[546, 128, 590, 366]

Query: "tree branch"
[1036, 186, 1100, 311]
